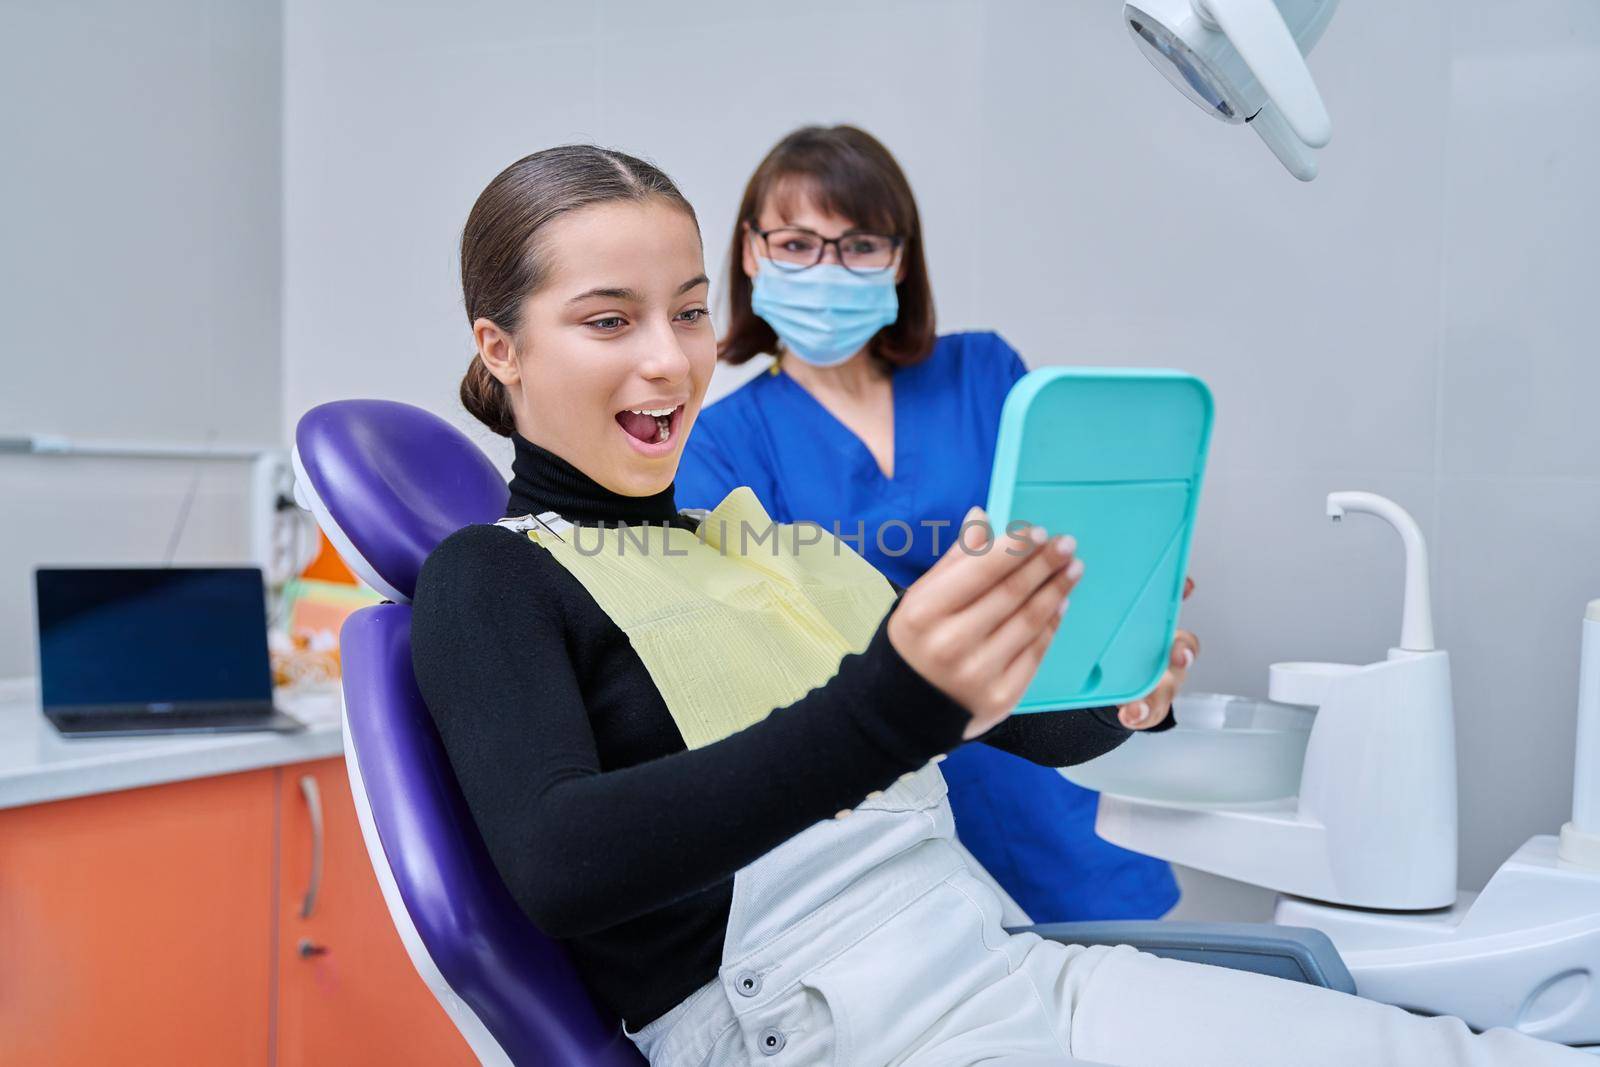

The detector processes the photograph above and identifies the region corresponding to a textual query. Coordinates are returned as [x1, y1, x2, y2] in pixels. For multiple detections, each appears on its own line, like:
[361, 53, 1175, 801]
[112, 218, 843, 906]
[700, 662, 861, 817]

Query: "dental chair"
[293, 399, 1355, 1067]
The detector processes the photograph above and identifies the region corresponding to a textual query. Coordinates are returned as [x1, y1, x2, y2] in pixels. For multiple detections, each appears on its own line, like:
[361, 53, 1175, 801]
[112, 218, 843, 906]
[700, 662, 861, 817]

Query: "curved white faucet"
[1326, 491, 1434, 653]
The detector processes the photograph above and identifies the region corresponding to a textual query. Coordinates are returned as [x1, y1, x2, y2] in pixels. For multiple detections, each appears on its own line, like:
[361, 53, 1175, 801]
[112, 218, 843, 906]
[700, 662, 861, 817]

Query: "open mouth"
[615, 403, 684, 452]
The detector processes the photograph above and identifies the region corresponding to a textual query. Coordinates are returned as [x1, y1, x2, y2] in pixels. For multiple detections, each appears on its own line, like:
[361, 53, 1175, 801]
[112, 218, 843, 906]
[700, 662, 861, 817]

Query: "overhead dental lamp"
[1124, 0, 1338, 180]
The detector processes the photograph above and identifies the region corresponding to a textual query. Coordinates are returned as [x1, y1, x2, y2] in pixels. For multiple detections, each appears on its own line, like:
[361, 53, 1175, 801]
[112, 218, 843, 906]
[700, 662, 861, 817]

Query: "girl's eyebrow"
[567, 286, 640, 305]
[565, 275, 706, 305]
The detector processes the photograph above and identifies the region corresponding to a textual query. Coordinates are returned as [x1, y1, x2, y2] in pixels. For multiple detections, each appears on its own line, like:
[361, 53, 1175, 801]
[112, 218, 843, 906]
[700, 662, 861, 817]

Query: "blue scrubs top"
[676, 331, 1179, 922]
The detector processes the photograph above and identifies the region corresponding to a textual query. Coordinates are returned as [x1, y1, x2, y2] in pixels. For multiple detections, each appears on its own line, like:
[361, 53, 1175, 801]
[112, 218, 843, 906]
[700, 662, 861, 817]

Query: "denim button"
[758, 1027, 786, 1055]
[734, 970, 762, 997]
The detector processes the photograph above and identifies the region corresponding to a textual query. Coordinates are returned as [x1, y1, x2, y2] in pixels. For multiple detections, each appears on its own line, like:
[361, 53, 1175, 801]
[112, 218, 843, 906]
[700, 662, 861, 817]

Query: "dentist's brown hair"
[719, 125, 936, 368]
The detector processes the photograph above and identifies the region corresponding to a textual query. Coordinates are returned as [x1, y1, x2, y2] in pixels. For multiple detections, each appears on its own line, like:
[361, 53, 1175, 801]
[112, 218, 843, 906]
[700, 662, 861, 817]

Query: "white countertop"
[0, 678, 345, 810]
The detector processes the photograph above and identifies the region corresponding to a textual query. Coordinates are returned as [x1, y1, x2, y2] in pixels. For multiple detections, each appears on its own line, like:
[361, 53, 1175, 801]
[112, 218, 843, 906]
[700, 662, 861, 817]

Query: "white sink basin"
[1060, 692, 1315, 805]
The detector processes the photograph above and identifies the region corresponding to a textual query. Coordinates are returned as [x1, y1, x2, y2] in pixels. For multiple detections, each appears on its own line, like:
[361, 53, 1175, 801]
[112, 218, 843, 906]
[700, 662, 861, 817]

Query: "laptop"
[35, 566, 305, 737]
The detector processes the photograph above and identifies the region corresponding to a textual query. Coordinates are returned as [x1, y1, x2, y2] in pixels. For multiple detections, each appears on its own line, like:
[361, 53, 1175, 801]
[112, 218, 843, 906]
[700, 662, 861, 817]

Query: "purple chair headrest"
[293, 400, 507, 602]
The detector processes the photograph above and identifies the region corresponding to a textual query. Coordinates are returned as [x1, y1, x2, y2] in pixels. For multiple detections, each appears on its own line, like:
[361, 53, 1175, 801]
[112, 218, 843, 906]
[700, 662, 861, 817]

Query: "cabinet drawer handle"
[299, 774, 324, 919]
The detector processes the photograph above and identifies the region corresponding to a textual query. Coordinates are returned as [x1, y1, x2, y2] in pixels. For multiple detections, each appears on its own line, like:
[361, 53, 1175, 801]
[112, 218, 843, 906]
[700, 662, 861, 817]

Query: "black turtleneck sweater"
[411, 434, 1148, 1030]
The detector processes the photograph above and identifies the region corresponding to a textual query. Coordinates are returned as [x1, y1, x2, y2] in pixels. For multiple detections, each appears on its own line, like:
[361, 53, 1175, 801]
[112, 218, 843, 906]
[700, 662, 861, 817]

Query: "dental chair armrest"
[1012, 921, 1357, 994]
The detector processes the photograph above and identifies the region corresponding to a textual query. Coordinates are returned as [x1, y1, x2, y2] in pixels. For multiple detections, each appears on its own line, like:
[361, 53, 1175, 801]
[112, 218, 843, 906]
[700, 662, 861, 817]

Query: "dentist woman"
[677, 125, 1189, 924]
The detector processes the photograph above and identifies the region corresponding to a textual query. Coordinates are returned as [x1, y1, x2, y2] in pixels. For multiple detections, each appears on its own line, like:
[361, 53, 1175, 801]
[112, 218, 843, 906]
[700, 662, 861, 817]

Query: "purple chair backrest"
[294, 400, 645, 1066]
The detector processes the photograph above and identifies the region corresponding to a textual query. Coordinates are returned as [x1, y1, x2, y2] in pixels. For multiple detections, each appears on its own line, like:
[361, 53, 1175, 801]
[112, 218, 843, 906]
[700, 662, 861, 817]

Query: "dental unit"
[1068, 491, 1600, 1049]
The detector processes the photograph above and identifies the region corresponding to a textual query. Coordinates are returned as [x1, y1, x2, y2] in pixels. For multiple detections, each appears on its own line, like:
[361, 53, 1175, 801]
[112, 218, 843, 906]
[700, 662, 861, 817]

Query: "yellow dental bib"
[505, 487, 897, 750]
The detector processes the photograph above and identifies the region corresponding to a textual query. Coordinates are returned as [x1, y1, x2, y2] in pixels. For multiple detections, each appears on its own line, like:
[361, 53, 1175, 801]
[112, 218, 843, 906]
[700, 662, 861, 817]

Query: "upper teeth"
[630, 407, 676, 418]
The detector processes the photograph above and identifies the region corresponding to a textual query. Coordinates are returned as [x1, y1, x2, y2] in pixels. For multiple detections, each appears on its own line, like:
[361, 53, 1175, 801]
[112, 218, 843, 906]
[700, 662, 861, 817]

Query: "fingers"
[916, 508, 1020, 612]
[1183, 575, 1196, 601]
[1121, 671, 1174, 729]
[1120, 629, 1200, 729]
[918, 508, 1066, 617]
[968, 561, 1073, 682]
[966, 610, 1061, 740]
[961, 533, 1079, 637]
[1171, 628, 1200, 668]
[923, 506, 990, 577]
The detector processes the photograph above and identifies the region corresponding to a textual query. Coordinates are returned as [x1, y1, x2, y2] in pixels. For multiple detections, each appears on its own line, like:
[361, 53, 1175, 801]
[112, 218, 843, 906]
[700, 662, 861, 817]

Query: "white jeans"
[630, 764, 1584, 1066]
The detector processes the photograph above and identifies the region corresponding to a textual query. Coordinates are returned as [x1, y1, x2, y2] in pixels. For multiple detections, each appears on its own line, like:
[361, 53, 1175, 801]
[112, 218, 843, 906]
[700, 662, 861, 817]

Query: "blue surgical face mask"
[750, 258, 899, 367]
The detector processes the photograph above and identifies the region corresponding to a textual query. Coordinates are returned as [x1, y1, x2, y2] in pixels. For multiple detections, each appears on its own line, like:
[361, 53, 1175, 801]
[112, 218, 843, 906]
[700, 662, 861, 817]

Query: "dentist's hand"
[1117, 575, 1199, 729]
[889, 508, 1082, 740]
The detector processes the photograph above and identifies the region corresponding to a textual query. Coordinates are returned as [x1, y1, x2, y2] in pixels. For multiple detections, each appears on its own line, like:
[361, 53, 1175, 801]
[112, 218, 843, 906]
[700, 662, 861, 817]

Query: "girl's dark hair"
[459, 145, 698, 436]
[719, 125, 936, 367]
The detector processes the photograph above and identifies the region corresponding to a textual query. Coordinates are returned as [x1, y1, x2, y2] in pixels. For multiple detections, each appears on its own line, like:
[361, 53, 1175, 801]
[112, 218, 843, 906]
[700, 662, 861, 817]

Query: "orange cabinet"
[0, 759, 475, 1065]
[0, 770, 278, 1065]
[275, 758, 474, 1066]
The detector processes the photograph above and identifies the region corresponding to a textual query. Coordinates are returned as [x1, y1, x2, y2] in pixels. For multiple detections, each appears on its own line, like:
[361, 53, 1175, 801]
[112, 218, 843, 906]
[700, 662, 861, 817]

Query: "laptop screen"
[36, 567, 274, 711]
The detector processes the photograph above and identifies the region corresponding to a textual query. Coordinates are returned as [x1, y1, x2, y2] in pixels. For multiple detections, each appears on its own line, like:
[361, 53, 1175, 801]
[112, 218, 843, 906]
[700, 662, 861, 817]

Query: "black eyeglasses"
[748, 224, 903, 274]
